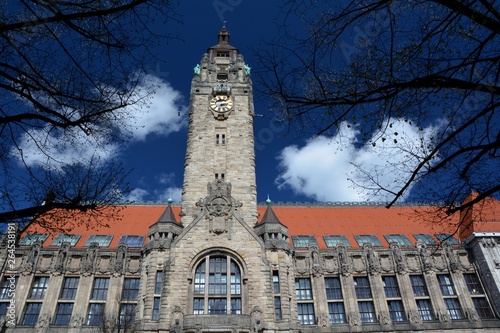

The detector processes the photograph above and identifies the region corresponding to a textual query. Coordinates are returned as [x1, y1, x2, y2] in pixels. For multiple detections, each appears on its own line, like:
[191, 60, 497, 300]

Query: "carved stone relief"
[52, 242, 70, 273]
[391, 243, 407, 273]
[170, 306, 184, 333]
[81, 242, 98, 275]
[22, 241, 41, 274]
[364, 243, 380, 274]
[336, 244, 352, 275]
[443, 241, 462, 272]
[308, 244, 323, 276]
[417, 242, 434, 273]
[113, 243, 128, 275]
[251, 306, 264, 332]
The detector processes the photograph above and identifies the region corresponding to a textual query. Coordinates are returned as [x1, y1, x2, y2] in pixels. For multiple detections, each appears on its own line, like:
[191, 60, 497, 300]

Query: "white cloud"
[125, 188, 150, 202]
[12, 74, 187, 168]
[125, 74, 187, 141]
[276, 119, 441, 202]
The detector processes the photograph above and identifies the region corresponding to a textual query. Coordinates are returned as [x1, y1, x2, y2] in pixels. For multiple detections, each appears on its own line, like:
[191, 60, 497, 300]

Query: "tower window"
[216, 134, 220, 145]
[215, 173, 219, 180]
[222, 134, 226, 145]
[217, 73, 228, 80]
[221, 173, 225, 180]
[192, 254, 243, 315]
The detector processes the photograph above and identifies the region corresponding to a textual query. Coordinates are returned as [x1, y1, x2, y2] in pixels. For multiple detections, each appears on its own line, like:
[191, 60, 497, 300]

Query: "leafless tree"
[257, 0, 499, 219]
[0, 0, 179, 228]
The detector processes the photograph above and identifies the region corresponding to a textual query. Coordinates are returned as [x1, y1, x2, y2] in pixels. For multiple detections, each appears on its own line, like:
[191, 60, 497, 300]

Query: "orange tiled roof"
[20, 199, 500, 249]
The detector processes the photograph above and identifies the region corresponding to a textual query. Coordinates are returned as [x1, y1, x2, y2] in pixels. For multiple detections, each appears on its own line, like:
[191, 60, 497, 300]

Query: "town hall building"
[1, 27, 500, 333]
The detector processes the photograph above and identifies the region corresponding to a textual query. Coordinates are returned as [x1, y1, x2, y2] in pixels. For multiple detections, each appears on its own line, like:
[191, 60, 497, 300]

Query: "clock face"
[210, 95, 233, 113]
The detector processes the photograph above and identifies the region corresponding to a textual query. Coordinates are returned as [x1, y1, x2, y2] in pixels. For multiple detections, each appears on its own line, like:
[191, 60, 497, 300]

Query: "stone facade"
[1, 28, 499, 333]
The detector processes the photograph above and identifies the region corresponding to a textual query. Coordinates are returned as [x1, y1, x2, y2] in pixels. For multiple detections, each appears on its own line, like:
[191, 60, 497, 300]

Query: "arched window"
[193, 255, 242, 314]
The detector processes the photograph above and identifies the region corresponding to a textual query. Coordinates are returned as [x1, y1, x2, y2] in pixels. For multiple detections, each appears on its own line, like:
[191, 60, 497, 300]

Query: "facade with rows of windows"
[1, 27, 500, 333]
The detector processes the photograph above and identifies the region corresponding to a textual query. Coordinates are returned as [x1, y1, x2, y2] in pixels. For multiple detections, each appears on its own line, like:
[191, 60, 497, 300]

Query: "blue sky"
[12, 1, 448, 206]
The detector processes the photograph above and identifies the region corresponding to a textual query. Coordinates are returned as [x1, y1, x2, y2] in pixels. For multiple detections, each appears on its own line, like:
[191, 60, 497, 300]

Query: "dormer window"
[216, 52, 229, 57]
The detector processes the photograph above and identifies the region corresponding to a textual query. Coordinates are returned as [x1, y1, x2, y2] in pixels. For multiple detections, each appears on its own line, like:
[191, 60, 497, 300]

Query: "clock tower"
[181, 26, 257, 226]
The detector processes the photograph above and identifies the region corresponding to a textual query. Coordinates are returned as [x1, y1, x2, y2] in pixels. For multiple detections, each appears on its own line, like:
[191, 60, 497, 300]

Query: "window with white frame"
[292, 236, 317, 248]
[193, 254, 243, 315]
[18, 234, 48, 246]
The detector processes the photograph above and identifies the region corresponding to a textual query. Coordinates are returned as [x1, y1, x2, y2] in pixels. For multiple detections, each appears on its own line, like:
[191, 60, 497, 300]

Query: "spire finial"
[266, 194, 272, 205]
[222, 20, 227, 29]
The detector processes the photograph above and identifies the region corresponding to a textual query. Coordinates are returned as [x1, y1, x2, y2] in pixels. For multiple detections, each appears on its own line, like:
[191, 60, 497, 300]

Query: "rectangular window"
[118, 235, 145, 248]
[292, 235, 317, 248]
[444, 298, 464, 320]
[216, 134, 220, 145]
[410, 275, 428, 296]
[382, 276, 400, 298]
[21, 303, 42, 326]
[122, 278, 140, 301]
[384, 234, 413, 246]
[230, 262, 241, 295]
[0, 276, 17, 299]
[388, 300, 406, 322]
[325, 277, 342, 300]
[437, 274, 455, 296]
[435, 233, 460, 245]
[358, 301, 376, 323]
[328, 302, 346, 324]
[208, 298, 227, 314]
[91, 278, 109, 300]
[86, 303, 105, 326]
[18, 234, 49, 246]
[472, 297, 494, 319]
[324, 235, 351, 248]
[155, 271, 163, 294]
[464, 273, 484, 294]
[29, 276, 49, 299]
[295, 278, 313, 300]
[194, 261, 205, 295]
[230, 298, 242, 314]
[273, 271, 280, 293]
[119, 303, 137, 326]
[152, 297, 161, 320]
[413, 234, 437, 245]
[221, 134, 226, 145]
[354, 235, 382, 247]
[416, 299, 434, 321]
[464, 273, 494, 319]
[84, 235, 113, 247]
[208, 257, 227, 295]
[274, 296, 282, 320]
[193, 298, 204, 315]
[50, 234, 81, 246]
[53, 303, 73, 326]
[297, 303, 315, 325]
[354, 276, 372, 299]
[60, 277, 79, 300]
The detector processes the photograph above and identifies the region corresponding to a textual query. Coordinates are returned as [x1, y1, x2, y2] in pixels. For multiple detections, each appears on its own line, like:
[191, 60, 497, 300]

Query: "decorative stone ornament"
[197, 180, 242, 235]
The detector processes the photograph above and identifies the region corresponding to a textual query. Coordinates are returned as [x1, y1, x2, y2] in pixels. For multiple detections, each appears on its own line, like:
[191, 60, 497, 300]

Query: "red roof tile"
[20, 199, 500, 249]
